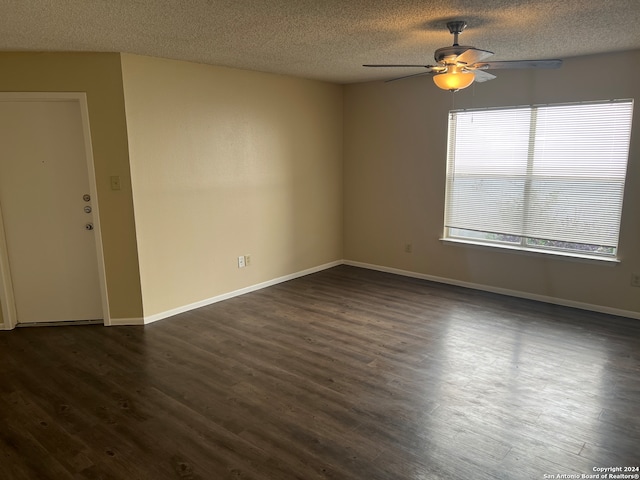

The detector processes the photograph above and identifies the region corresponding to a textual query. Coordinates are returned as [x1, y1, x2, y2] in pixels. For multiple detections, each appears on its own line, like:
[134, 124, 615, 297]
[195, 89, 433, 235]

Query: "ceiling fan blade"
[385, 70, 435, 83]
[475, 59, 563, 70]
[473, 70, 497, 83]
[455, 48, 494, 66]
[363, 64, 433, 68]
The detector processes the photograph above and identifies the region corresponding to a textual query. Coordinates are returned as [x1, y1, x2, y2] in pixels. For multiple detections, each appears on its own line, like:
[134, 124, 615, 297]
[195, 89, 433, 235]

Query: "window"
[443, 99, 634, 260]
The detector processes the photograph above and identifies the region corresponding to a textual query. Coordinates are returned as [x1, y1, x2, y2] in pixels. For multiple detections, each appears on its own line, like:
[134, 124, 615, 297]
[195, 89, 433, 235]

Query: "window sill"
[440, 238, 620, 265]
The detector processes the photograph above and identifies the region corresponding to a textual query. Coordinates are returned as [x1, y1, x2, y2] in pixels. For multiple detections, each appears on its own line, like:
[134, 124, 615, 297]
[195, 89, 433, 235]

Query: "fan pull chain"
[471, 81, 476, 110]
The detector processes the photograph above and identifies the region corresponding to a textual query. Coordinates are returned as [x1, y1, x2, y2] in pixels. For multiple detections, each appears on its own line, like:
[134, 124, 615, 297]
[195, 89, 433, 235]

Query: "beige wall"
[344, 50, 640, 316]
[1, 49, 636, 324]
[120, 54, 343, 317]
[0, 52, 143, 323]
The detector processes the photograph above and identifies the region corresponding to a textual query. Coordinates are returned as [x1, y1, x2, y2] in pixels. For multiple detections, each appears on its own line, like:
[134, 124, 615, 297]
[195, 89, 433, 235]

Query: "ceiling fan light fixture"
[433, 67, 475, 92]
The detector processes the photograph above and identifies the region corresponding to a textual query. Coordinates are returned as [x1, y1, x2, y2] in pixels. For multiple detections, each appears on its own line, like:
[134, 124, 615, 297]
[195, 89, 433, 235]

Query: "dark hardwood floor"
[1, 265, 639, 479]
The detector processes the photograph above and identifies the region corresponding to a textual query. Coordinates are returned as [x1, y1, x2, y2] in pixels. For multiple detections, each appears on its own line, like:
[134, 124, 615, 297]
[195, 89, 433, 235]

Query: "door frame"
[0, 92, 111, 329]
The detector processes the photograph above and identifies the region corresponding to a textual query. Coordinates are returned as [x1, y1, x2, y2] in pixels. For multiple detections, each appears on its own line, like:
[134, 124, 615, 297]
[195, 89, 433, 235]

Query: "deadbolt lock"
[83, 194, 91, 202]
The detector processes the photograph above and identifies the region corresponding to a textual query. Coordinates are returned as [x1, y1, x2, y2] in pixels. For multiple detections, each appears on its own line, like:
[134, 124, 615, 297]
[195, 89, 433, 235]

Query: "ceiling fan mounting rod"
[447, 20, 467, 46]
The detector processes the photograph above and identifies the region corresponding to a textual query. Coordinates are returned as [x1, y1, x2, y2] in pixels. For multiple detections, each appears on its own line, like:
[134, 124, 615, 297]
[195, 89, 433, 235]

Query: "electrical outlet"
[238, 255, 245, 268]
[632, 272, 640, 287]
[245, 254, 251, 266]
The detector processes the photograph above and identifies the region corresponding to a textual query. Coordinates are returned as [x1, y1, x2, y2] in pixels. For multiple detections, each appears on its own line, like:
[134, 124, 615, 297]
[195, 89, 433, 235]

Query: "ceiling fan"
[364, 20, 562, 91]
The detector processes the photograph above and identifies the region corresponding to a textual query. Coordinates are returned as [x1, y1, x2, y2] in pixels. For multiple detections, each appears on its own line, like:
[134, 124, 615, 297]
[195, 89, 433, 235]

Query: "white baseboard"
[107, 317, 145, 326]
[141, 260, 343, 325]
[344, 260, 640, 321]
[105, 259, 639, 327]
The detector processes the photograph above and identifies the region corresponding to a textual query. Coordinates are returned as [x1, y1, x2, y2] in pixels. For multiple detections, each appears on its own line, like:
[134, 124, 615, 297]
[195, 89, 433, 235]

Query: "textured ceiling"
[1, 0, 639, 84]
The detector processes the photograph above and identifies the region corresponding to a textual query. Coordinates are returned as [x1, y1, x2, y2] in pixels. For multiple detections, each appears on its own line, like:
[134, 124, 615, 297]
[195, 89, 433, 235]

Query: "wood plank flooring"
[1, 265, 639, 479]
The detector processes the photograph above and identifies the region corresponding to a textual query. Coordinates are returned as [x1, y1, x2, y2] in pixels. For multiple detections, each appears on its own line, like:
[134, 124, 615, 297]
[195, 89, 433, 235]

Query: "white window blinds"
[444, 100, 634, 252]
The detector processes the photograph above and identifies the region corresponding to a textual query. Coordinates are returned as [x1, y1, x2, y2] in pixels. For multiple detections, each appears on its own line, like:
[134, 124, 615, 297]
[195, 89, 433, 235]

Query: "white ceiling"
[1, 0, 639, 84]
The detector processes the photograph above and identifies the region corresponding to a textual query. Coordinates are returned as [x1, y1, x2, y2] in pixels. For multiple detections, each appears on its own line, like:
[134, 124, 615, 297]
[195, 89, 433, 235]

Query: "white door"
[0, 98, 103, 324]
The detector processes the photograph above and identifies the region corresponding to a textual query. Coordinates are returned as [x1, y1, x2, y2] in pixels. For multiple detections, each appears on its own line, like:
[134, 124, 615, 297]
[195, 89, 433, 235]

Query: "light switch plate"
[110, 176, 121, 191]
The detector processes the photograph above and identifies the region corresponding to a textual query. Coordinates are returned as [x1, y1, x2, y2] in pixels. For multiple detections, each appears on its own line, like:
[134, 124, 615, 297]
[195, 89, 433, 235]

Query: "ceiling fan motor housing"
[434, 46, 473, 63]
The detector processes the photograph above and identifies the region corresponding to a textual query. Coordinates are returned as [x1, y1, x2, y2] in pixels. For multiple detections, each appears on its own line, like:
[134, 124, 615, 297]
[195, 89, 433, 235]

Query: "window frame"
[441, 99, 634, 262]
